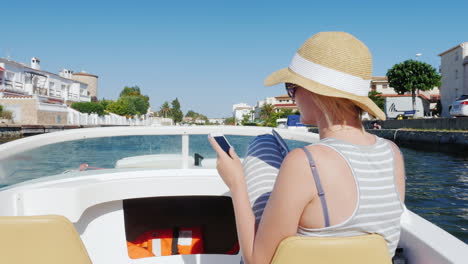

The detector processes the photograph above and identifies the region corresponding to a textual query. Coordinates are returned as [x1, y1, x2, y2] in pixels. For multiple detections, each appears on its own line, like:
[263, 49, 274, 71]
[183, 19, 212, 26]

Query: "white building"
[438, 42, 468, 117]
[254, 94, 297, 120]
[232, 103, 254, 125]
[0, 57, 91, 103]
[208, 118, 225, 125]
[0, 57, 93, 125]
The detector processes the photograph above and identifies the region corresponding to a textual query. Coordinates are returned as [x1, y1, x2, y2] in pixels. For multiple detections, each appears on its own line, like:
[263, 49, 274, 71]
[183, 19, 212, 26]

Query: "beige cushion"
[0, 215, 92, 264]
[271, 234, 392, 264]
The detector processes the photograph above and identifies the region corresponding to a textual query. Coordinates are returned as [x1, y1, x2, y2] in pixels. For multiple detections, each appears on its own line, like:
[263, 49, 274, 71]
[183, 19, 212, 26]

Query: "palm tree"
[260, 104, 275, 121]
[160, 101, 171, 118]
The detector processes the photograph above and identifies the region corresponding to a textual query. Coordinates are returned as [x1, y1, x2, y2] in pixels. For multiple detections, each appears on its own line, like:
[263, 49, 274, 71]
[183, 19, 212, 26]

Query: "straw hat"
[265, 31, 385, 120]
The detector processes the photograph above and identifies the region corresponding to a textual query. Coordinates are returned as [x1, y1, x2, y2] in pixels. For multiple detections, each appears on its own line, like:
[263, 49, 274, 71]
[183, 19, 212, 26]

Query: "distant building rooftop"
[73, 72, 99, 78]
[0, 58, 89, 85]
[275, 94, 290, 99]
[372, 76, 388, 82]
[438, 42, 468, 56]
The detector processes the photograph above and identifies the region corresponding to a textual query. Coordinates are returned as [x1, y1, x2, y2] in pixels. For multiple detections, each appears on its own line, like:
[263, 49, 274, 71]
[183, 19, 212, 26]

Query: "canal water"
[0, 135, 466, 244]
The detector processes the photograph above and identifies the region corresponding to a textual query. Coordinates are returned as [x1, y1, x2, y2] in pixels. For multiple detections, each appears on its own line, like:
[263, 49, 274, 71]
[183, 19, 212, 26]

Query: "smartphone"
[210, 133, 232, 157]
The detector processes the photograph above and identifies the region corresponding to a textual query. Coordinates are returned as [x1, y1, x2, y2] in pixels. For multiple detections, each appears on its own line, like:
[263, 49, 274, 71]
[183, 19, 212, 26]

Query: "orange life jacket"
[128, 227, 204, 259]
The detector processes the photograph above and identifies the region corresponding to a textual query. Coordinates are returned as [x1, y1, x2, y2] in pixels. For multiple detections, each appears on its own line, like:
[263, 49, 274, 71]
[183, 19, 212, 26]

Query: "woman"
[209, 32, 405, 264]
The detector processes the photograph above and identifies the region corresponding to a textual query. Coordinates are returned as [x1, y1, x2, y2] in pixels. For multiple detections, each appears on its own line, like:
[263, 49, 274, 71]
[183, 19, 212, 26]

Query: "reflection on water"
[0, 136, 466, 243]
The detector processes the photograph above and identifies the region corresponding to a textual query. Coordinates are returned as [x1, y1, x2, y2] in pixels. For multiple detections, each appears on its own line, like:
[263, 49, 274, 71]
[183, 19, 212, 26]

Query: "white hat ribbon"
[289, 53, 370, 96]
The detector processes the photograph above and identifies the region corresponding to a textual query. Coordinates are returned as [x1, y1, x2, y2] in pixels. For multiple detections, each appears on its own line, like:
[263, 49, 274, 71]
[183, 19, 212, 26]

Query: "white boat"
[0, 126, 466, 264]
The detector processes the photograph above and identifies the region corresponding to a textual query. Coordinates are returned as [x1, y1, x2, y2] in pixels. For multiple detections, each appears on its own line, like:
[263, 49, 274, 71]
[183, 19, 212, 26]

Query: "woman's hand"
[208, 136, 246, 190]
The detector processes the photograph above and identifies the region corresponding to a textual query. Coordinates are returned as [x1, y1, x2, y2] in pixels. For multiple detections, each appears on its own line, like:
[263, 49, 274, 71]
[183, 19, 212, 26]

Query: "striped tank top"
[297, 136, 405, 256]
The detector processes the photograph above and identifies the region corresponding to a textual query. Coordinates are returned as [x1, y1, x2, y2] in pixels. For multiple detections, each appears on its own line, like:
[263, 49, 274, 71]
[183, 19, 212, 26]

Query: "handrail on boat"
[0, 126, 319, 168]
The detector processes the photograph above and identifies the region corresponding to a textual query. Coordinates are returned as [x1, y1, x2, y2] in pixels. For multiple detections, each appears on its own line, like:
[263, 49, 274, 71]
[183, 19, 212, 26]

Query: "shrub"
[0, 110, 13, 120]
[71, 102, 105, 116]
[0, 104, 3, 113]
[106, 101, 132, 116]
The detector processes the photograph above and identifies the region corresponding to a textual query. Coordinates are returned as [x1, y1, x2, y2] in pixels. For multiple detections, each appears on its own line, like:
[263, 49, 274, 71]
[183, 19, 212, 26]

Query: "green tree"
[119, 86, 142, 97]
[241, 114, 251, 125]
[115, 86, 150, 116]
[170, 98, 183, 123]
[160, 101, 171, 118]
[71, 102, 105, 116]
[368, 91, 385, 111]
[264, 112, 280, 127]
[119, 96, 149, 115]
[106, 100, 132, 116]
[185, 110, 197, 118]
[260, 104, 275, 121]
[276, 108, 294, 118]
[0, 104, 3, 113]
[185, 110, 208, 124]
[224, 117, 236, 125]
[99, 99, 113, 110]
[386, 60, 441, 111]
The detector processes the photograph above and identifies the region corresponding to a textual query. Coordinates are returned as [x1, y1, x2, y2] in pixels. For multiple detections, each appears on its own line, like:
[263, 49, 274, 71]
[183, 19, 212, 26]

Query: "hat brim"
[265, 68, 386, 120]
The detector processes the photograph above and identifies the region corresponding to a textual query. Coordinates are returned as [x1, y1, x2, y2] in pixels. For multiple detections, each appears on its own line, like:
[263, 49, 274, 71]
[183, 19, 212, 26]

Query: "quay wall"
[309, 127, 468, 154]
[0, 98, 38, 124]
[0, 124, 103, 139]
[37, 111, 68, 126]
[363, 118, 468, 130]
[367, 129, 468, 154]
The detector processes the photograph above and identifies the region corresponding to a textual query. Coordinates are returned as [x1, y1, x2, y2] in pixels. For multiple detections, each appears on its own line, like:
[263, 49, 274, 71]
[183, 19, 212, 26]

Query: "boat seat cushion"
[271, 234, 392, 264]
[0, 215, 92, 264]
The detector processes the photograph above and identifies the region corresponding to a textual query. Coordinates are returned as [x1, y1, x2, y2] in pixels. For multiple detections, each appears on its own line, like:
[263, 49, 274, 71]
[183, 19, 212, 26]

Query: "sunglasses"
[285, 83, 299, 100]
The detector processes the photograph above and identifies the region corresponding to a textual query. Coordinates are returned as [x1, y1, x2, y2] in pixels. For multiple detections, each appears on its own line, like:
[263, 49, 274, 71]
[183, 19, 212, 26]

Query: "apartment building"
[0, 57, 96, 125]
[253, 94, 298, 120]
[232, 103, 254, 124]
[438, 42, 468, 117]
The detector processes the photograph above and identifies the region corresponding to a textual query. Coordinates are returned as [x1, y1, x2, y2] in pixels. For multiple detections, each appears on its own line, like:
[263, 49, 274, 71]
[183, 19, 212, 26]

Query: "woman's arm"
[209, 137, 315, 264]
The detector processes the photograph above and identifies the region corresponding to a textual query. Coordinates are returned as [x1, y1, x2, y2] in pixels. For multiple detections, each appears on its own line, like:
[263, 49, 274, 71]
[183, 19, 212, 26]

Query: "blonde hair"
[309, 92, 363, 129]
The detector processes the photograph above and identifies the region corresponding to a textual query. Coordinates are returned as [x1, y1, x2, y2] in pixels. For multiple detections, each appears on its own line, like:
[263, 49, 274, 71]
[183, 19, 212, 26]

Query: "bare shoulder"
[280, 147, 310, 171]
[277, 147, 318, 200]
[282, 145, 337, 167]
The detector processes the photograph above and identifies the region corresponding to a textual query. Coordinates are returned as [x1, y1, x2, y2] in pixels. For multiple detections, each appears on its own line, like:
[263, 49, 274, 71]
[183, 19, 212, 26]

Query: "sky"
[1, 0, 467, 117]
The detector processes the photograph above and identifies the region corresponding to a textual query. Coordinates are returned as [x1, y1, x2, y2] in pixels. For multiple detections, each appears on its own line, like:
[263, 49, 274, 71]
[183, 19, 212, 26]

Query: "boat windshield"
[0, 134, 309, 188]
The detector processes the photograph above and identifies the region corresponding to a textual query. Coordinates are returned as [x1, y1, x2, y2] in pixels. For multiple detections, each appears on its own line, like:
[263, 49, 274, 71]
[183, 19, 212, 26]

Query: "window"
[25, 74, 32, 84]
[55, 115, 62, 124]
[455, 52, 459, 61]
[6, 72, 15, 81]
[455, 70, 458, 79]
[49, 82, 55, 89]
[382, 84, 388, 89]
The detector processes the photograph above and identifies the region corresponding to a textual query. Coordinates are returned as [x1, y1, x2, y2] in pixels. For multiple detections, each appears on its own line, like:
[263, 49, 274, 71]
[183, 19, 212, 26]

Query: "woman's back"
[298, 135, 405, 256]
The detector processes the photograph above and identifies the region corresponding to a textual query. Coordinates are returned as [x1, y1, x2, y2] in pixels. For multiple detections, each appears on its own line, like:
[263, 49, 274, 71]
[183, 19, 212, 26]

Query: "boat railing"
[0, 126, 319, 169]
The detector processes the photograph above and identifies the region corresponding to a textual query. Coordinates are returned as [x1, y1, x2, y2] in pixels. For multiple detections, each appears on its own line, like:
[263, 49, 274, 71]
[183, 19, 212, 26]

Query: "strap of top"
[301, 147, 330, 227]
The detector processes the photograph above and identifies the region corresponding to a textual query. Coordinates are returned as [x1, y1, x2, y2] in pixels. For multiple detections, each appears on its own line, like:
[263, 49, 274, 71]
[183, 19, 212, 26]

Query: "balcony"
[67, 92, 79, 101]
[79, 94, 91, 102]
[0, 79, 26, 94]
[33, 86, 48, 96]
